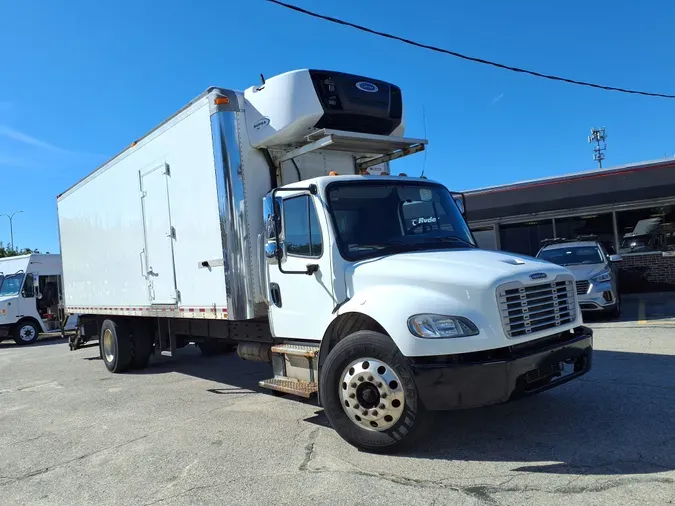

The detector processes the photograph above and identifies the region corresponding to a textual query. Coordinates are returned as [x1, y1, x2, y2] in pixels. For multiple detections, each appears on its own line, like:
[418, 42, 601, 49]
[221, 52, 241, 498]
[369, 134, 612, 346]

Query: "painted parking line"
[636, 297, 675, 324]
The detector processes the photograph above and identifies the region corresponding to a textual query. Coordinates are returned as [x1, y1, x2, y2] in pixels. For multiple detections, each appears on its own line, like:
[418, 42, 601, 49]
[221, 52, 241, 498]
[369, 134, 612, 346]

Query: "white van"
[0, 253, 78, 345]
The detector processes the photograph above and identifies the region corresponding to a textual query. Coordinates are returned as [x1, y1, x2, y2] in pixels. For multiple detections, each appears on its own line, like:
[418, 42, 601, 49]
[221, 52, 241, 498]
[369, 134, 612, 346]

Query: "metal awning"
[274, 129, 428, 170]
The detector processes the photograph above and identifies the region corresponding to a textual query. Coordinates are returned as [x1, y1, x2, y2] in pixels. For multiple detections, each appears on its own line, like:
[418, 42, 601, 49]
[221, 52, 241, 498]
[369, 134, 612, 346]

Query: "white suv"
[536, 237, 622, 318]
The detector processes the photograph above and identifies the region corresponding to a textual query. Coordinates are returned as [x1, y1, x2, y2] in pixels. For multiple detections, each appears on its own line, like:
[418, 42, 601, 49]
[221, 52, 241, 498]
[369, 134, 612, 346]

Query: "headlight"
[407, 314, 479, 338]
[591, 270, 611, 283]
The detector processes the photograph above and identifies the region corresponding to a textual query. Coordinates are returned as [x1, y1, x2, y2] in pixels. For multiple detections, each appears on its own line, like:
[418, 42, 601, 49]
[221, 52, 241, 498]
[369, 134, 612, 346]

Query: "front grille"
[498, 277, 576, 338]
[576, 280, 590, 295]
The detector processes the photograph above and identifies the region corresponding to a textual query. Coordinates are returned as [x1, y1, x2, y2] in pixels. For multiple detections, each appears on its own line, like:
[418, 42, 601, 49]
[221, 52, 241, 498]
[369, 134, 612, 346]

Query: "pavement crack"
[299, 428, 320, 471]
[0, 434, 149, 485]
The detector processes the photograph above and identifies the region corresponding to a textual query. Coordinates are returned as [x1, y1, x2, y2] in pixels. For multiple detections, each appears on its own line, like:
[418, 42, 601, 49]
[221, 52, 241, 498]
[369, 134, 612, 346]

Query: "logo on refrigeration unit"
[529, 272, 548, 280]
[253, 117, 270, 131]
[355, 81, 379, 93]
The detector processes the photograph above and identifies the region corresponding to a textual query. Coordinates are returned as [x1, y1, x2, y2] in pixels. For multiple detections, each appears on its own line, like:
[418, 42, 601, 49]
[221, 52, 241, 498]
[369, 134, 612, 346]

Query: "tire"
[130, 323, 154, 370]
[319, 330, 429, 453]
[100, 319, 133, 373]
[13, 320, 40, 345]
[608, 298, 621, 319]
[197, 340, 235, 356]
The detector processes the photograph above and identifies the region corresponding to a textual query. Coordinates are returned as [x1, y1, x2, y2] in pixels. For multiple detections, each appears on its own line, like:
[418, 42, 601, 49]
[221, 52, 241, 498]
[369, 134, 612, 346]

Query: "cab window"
[283, 195, 323, 258]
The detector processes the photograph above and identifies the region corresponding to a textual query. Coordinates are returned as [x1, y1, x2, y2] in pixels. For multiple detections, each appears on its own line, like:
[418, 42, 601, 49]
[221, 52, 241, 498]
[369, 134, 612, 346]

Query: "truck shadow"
[0, 334, 68, 349]
[124, 346, 674, 477]
[401, 348, 675, 476]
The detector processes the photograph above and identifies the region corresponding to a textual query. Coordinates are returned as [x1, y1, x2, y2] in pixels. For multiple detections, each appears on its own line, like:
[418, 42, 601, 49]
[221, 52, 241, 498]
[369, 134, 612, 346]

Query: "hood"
[560, 263, 607, 282]
[347, 248, 572, 294]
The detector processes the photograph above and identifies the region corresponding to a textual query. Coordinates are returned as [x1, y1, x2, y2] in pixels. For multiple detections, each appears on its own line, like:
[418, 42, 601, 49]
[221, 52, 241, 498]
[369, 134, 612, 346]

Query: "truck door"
[265, 192, 336, 341]
[140, 164, 178, 305]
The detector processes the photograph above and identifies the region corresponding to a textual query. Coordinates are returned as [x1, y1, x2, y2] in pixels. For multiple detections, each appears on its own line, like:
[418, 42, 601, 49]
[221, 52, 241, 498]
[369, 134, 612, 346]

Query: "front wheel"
[13, 320, 40, 345]
[319, 330, 429, 453]
[608, 298, 621, 319]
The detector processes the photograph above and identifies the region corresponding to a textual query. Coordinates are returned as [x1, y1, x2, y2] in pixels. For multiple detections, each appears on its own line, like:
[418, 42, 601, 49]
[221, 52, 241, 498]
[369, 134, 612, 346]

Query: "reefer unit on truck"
[58, 69, 593, 453]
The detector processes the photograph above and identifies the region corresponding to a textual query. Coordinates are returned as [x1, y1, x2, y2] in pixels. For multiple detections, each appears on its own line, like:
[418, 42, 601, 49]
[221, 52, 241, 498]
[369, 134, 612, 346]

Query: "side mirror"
[609, 254, 623, 263]
[263, 194, 284, 263]
[452, 192, 466, 216]
[264, 241, 284, 260]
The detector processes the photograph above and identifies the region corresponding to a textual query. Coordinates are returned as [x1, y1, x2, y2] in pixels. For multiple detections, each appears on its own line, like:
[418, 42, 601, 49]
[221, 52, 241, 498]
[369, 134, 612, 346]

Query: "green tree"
[0, 242, 40, 258]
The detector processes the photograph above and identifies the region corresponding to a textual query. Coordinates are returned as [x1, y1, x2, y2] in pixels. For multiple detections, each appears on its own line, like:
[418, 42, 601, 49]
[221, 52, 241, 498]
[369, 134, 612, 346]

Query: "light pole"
[1, 211, 23, 251]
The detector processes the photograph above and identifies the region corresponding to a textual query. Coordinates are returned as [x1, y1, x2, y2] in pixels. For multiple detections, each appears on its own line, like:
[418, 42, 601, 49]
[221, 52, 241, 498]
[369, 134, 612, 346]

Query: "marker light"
[214, 97, 230, 105]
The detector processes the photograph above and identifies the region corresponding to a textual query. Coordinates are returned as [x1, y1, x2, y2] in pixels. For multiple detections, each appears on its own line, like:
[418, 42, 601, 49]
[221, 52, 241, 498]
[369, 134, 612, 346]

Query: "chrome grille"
[498, 277, 576, 338]
[575, 280, 590, 295]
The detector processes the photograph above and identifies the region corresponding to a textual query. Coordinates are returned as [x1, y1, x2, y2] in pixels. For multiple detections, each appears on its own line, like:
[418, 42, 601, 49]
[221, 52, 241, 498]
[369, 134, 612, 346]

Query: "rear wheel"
[130, 323, 154, 369]
[100, 319, 133, 373]
[319, 330, 429, 453]
[13, 320, 40, 345]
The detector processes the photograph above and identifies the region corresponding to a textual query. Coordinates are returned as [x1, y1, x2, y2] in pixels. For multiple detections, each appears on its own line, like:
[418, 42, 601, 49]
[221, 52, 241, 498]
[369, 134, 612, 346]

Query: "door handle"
[270, 283, 282, 308]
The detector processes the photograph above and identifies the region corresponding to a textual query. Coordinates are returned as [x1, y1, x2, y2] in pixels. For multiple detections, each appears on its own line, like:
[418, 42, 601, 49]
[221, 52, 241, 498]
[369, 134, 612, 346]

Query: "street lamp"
[1, 211, 23, 251]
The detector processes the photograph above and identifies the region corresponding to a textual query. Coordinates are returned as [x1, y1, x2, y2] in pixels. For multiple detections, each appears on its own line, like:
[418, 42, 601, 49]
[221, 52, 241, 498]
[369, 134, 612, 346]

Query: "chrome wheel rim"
[339, 357, 405, 432]
[102, 328, 115, 363]
[19, 324, 36, 342]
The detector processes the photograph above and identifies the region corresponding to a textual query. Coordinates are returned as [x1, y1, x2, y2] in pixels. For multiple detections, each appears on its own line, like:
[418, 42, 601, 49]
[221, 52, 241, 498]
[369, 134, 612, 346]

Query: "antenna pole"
[588, 127, 607, 168]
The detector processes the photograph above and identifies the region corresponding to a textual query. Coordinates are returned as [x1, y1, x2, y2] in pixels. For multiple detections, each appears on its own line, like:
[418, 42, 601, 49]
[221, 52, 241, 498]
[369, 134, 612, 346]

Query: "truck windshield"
[326, 181, 476, 261]
[0, 273, 25, 297]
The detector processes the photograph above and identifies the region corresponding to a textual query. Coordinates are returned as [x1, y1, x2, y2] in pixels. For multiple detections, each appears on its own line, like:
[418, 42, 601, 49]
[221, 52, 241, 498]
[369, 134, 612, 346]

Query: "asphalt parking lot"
[1, 296, 674, 506]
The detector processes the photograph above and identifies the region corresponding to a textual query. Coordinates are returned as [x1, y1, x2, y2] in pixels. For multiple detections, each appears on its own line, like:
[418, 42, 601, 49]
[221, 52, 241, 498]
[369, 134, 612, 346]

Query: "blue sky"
[1, 0, 674, 252]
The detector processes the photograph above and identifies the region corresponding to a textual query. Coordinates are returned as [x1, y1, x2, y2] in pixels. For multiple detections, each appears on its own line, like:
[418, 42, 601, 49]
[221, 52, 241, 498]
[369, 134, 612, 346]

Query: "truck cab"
[0, 254, 78, 345]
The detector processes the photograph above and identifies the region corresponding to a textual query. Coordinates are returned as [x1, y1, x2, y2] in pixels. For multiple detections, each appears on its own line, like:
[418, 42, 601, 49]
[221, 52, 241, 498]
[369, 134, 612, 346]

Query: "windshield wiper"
[418, 236, 477, 248]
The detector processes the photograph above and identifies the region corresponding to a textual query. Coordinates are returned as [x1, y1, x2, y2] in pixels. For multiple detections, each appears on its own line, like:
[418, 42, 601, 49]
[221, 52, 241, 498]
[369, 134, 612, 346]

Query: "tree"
[0, 242, 40, 258]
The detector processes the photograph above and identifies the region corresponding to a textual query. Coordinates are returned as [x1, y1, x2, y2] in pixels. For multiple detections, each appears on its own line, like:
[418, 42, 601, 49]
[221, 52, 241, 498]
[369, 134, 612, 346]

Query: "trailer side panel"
[57, 98, 227, 312]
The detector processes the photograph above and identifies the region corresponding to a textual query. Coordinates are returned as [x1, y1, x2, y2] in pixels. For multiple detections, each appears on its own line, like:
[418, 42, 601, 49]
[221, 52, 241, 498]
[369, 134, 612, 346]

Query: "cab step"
[259, 377, 318, 398]
[270, 344, 319, 357]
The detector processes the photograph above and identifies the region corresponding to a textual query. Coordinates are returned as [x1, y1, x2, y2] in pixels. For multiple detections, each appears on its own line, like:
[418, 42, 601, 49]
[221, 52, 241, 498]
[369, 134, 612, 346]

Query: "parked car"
[536, 237, 622, 318]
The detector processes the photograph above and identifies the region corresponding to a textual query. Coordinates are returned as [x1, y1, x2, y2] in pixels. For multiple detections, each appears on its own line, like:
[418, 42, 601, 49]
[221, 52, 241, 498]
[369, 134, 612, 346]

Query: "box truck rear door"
[140, 164, 178, 305]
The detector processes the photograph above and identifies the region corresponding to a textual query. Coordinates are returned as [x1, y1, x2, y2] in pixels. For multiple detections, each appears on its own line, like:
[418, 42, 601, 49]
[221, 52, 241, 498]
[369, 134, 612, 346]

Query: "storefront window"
[554, 213, 616, 254]
[471, 226, 497, 250]
[617, 205, 675, 254]
[499, 219, 553, 256]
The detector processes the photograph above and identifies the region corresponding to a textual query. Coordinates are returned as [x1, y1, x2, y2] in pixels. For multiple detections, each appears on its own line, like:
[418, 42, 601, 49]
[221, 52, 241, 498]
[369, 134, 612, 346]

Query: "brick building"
[463, 159, 675, 294]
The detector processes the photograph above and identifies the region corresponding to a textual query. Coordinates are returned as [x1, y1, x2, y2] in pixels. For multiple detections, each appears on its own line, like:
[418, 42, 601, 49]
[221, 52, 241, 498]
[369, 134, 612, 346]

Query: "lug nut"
[354, 404, 360, 410]
[367, 375, 374, 381]
[358, 376, 364, 382]
[349, 393, 356, 398]
[379, 404, 385, 410]
[351, 382, 357, 388]
[377, 382, 383, 388]
[381, 393, 388, 399]
[372, 410, 378, 416]
[362, 410, 368, 415]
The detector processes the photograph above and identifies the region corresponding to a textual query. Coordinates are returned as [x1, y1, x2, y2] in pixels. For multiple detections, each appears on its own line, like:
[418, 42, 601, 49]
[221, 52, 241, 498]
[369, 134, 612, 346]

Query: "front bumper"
[578, 281, 617, 311]
[409, 325, 593, 411]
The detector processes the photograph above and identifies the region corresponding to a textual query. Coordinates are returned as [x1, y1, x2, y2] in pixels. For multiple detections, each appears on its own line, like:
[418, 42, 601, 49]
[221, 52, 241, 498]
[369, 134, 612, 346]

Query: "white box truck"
[57, 69, 593, 452]
[0, 253, 78, 344]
